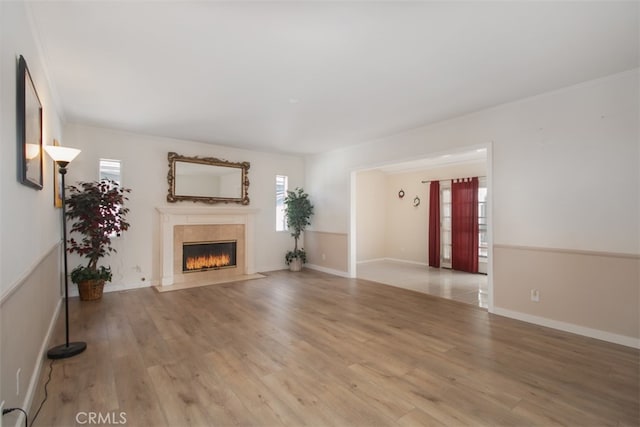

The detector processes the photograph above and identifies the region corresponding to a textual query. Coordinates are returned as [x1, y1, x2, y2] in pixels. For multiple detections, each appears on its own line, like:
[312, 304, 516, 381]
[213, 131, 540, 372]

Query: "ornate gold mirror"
[167, 152, 250, 204]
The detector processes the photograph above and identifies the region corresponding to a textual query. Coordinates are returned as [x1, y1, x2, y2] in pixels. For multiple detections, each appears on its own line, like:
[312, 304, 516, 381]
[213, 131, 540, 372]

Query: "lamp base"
[47, 342, 87, 359]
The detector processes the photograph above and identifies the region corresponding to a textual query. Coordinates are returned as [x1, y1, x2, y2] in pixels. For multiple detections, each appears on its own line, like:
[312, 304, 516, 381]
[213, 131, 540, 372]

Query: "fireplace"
[157, 206, 258, 287]
[171, 222, 247, 285]
[183, 240, 237, 272]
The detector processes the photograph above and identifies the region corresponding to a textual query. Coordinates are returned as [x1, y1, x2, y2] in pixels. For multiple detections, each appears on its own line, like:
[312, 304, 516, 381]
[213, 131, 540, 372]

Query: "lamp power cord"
[1, 359, 54, 427]
[2, 407, 27, 427]
[30, 359, 55, 426]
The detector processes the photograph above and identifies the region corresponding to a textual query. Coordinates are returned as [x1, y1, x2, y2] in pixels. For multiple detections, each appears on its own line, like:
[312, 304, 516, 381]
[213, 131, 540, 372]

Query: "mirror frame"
[167, 152, 250, 205]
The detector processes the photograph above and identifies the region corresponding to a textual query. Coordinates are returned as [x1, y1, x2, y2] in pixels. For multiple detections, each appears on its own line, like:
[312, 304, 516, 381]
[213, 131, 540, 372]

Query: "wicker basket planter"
[288, 257, 303, 272]
[77, 279, 105, 301]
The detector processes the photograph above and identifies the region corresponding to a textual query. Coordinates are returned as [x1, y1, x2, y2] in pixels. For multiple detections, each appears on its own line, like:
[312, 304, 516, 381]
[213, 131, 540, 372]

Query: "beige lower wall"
[0, 243, 61, 416]
[494, 245, 639, 340]
[305, 231, 349, 273]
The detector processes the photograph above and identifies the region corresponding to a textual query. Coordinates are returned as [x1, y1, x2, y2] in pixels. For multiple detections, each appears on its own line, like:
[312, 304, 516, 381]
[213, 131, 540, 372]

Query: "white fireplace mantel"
[156, 206, 259, 286]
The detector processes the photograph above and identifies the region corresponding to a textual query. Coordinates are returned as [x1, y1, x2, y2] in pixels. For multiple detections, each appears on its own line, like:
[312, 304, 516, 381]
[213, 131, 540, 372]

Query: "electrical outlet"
[16, 368, 21, 395]
[321, 253, 326, 261]
[530, 289, 540, 302]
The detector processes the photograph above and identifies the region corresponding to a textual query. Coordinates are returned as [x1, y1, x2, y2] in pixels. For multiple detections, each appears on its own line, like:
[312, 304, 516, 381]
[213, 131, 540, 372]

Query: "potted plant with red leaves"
[66, 180, 131, 300]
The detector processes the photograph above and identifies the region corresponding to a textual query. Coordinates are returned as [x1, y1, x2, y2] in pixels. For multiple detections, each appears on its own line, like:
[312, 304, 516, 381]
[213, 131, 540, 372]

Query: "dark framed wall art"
[17, 55, 43, 190]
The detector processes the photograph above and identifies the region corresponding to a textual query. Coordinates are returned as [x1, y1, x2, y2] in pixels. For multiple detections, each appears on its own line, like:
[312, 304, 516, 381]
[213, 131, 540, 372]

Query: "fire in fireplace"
[183, 240, 237, 272]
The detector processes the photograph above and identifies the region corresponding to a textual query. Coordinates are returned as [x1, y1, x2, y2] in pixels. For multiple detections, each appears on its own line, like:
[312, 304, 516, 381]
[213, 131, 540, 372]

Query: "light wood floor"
[31, 269, 639, 426]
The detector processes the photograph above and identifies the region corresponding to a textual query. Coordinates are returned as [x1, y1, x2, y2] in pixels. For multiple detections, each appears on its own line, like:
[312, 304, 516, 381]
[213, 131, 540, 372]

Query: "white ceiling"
[28, 1, 639, 155]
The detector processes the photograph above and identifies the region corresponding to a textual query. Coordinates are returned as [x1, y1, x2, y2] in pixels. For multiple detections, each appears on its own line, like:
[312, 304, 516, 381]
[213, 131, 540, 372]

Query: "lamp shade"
[44, 145, 81, 163]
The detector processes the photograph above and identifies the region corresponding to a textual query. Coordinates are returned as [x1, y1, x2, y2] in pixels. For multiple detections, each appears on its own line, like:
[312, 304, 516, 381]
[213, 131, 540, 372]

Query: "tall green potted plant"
[284, 187, 314, 271]
[66, 180, 131, 300]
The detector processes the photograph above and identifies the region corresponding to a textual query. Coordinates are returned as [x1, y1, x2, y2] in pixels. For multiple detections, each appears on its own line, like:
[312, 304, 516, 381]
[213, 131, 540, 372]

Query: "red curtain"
[428, 181, 440, 268]
[452, 177, 479, 273]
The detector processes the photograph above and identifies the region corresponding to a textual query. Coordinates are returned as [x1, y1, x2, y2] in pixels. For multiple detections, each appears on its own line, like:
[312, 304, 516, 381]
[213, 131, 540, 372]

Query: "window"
[478, 179, 488, 260]
[99, 159, 122, 237]
[276, 175, 288, 231]
[440, 178, 488, 269]
[440, 181, 452, 268]
[99, 159, 121, 184]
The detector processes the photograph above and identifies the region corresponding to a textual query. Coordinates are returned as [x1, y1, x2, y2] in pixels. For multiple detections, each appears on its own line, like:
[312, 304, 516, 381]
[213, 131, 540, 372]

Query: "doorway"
[352, 145, 492, 310]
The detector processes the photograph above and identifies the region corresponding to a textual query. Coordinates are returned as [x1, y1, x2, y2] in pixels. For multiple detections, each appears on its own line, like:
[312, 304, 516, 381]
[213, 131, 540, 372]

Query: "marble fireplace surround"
[156, 206, 260, 291]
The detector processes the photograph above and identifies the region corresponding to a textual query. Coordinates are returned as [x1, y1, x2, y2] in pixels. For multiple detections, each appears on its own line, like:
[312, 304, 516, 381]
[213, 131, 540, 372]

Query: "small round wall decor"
[413, 196, 421, 207]
[398, 189, 405, 199]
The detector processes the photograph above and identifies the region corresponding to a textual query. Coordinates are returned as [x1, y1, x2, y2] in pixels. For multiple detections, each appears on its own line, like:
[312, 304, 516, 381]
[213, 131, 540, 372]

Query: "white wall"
[63, 123, 306, 289]
[308, 70, 639, 252]
[1, 0, 64, 421]
[1, 3, 63, 296]
[306, 69, 639, 344]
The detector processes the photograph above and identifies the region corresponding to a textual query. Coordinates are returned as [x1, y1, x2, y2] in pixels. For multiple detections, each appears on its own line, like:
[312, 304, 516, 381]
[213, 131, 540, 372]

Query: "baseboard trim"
[305, 264, 351, 278]
[492, 307, 640, 349]
[384, 258, 428, 266]
[22, 297, 62, 425]
[356, 258, 387, 265]
[357, 258, 428, 266]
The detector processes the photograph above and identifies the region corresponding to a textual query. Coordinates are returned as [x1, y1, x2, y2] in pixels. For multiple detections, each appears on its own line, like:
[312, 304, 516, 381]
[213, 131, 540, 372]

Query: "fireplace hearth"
[183, 240, 237, 272]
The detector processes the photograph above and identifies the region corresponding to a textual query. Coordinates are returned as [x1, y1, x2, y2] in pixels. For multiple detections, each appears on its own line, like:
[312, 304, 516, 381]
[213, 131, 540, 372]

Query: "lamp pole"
[44, 146, 86, 359]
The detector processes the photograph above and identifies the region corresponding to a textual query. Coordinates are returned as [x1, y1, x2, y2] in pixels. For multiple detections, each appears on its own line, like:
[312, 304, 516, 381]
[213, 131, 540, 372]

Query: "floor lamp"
[44, 145, 87, 359]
